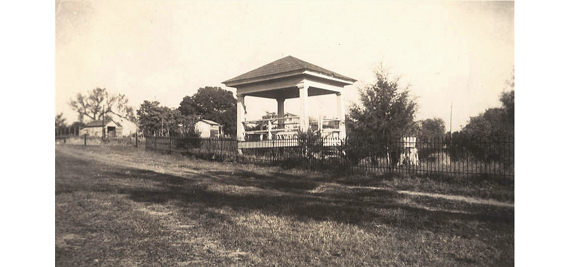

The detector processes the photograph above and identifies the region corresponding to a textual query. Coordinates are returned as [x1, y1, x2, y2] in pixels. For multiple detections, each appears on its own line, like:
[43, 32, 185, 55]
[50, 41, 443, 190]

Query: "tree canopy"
[69, 88, 136, 123]
[500, 90, 514, 127]
[459, 70, 514, 143]
[347, 68, 417, 141]
[137, 100, 199, 137]
[344, 67, 417, 165]
[55, 113, 67, 129]
[179, 86, 236, 136]
[69, 121, 86, 130]
[418, 118, 446, 140]
[137, 101, 167, 136]
[460, 90, 514, 142]
[448, 88, 514, 162]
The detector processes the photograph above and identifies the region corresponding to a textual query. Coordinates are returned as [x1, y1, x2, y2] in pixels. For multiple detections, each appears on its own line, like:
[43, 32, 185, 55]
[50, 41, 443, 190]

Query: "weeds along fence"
[145, 136, 514, 179]
[56, 134, 142, 146]
[146, 136, 238, 160]
[55, 127, 82, 137]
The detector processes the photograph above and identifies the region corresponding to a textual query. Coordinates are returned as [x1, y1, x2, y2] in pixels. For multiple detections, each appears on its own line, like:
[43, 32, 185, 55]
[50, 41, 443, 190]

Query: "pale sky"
[56, 0, 514, 131]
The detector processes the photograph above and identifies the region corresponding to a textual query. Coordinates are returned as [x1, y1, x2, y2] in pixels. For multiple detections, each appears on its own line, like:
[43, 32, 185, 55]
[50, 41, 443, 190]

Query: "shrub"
[175, 137, 203, 150]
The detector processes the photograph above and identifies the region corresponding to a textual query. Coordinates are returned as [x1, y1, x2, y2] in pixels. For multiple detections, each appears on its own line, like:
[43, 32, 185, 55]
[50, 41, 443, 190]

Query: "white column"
[337, 92, 346, 139]
[267, 120, 272, 140]
[277, 97, 285, 128]
[298, 83, 309, 132]
[237, 94, 246, 141]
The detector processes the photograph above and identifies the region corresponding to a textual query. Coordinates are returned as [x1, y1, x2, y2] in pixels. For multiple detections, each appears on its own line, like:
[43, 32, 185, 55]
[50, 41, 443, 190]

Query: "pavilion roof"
[223, 56, 356, 86]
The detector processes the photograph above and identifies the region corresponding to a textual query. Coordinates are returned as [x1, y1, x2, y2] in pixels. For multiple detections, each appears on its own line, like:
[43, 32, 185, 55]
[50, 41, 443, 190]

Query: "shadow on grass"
[208, 170, 320, 192]
[56, 153, 514, 240]
[144, 148, 514, 203]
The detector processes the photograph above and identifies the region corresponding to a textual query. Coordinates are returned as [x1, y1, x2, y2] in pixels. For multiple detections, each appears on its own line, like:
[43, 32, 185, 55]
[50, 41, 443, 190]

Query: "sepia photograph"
[53, 0, 518, 266]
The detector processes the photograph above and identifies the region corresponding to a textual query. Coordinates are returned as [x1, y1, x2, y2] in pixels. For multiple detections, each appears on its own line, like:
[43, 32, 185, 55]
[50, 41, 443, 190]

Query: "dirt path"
[55, 145, 514, 208]
[351, 186, 514, 208]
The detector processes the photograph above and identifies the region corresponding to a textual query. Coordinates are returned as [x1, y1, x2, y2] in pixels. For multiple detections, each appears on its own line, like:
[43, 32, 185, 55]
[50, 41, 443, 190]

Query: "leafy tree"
[418, 118, 446, 140]
[163, 109, 181, 137]
[63, 121, 86, 135]
[500, 90, 514, 127]
[179, 86, 237, 136]
[177, 113, 201, 137]
[450, 87, 514, 162]
[69, 88, 135, 122]
[461, 89, 514, 142]
[137, 101, 164, 136]
[451, 110, 505, 162]
[347, 68, 417, 141]
[69, 121, 85, 129]
[499, 71, 514, 130]
[138, 100, 198, 137]
[462, 109, 504, 139]
[345, 67, 417, 165]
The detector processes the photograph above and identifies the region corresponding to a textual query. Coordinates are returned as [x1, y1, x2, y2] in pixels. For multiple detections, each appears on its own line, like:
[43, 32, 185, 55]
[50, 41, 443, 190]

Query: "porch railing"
[242, 116, 342, 140]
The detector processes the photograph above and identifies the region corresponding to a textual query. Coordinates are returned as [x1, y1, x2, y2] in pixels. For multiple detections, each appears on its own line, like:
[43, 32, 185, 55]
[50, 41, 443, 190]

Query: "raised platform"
[237, 138, 342, 149]
[238, 139, 299, 149]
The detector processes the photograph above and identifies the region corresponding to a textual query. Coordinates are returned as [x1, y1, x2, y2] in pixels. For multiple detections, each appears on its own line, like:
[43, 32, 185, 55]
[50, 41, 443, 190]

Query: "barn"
[79, 119, 122, 137]
[195, 119, 224, 138]
[115, 118, 138, 137]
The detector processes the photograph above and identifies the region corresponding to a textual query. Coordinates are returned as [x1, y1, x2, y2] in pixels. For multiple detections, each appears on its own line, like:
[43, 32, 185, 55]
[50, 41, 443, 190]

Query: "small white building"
[80, 119, 122, 137]
[195, 119, 224, 138]
[115, 118, 138, 137]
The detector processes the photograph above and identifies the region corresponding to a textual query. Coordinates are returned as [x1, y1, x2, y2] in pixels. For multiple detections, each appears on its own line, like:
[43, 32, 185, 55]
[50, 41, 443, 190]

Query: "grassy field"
[56, 145, 514, 266]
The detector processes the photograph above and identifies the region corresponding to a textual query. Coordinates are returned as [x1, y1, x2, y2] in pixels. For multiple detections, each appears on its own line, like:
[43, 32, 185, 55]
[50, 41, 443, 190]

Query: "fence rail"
[145, 136, 514, 179]
[55, 126, 82, 137]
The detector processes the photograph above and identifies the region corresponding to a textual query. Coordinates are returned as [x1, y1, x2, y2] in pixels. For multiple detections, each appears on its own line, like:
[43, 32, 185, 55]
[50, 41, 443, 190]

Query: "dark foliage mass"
[179, 86, 237, 136]
[55, 113, 88, 136]
[418, 118, 446, 140]
[55, 113, 67, 129]
[69, 121, 86, 130]
[346, 67, 417, 165]
[345, 67, 514, 165]
[137, 100, 200, 137]
[347, 69, 417, 140]
[448, 73, 514, 163]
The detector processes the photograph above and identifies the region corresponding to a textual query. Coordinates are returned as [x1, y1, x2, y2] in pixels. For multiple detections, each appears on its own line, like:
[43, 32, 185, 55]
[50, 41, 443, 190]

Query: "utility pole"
[449, 102, 453, 146]
[102, 104, 105, 139]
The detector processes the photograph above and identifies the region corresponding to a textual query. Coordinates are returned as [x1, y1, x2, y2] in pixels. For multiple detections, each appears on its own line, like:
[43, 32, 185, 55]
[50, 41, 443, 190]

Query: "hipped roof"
[223, 56, 356, 85]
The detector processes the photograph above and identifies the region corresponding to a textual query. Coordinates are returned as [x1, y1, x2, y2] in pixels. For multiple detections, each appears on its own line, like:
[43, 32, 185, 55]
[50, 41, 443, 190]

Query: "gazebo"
[222, 56, 355, 147]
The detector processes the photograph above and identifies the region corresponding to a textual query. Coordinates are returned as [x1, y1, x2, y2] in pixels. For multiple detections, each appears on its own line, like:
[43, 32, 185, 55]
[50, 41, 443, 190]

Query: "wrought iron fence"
[55, 127, 82, 137]
[145, 136, 514, 179]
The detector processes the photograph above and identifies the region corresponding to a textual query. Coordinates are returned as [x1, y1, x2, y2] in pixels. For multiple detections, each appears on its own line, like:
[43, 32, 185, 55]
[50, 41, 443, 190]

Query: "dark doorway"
[107, 126, 116, 137]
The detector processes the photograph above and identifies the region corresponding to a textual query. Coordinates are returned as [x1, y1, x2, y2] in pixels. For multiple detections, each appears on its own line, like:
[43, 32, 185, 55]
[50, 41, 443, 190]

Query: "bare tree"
[55, 113, 67, 129]
[69, 88, 135, 122]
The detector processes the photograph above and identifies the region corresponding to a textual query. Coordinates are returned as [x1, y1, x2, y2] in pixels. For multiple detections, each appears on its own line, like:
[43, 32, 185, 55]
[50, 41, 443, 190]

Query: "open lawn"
[56, 145, 513, 266]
